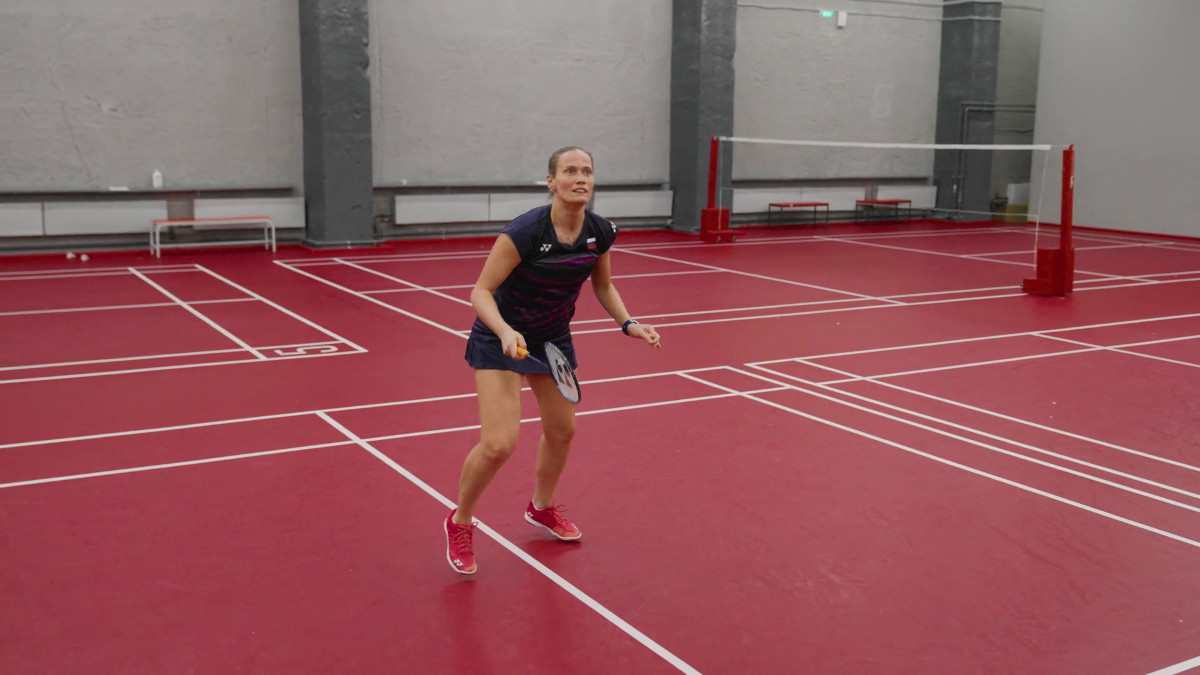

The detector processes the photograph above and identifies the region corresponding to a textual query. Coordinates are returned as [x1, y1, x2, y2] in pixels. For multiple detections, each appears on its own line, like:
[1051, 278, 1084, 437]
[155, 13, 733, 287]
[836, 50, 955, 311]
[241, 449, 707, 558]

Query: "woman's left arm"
[591, 252, 661, 348]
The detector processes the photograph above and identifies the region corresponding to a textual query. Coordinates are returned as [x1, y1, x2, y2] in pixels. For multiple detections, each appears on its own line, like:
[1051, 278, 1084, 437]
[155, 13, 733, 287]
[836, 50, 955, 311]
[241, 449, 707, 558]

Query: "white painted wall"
[0, 1, 303, 192]
[1034, 0, 1200, 236]
[369, 1, 673, 186]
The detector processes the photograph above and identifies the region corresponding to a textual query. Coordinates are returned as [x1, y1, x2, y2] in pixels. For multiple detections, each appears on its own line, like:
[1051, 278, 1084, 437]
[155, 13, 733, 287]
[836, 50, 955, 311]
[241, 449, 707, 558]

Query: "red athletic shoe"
[524, 502, 582, 541]
[445, 510, 477, 574]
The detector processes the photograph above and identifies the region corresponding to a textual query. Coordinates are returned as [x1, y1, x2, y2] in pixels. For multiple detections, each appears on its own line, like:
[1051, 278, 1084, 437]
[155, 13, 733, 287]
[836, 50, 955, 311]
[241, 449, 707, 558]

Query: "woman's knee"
[477, 430, 520, 462]
[541, 420, 575, 448]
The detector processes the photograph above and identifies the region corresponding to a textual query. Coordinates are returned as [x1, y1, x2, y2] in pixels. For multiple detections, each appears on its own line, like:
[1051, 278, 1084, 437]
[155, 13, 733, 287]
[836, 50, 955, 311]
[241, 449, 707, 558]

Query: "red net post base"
[701, 207, 734, 243]
[1022, 247, 1075, 296]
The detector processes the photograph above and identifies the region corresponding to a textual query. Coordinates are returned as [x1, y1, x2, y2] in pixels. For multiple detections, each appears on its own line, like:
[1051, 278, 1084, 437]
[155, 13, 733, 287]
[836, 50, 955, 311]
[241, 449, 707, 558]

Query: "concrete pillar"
[670, 0, 736, 233]
[298, 0, 374, 247]
[933, 1, 1002, 214]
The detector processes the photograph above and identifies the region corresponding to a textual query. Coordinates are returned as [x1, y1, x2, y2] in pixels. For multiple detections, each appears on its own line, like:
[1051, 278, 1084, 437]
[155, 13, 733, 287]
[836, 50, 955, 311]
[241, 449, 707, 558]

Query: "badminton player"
[445, 147, 661, 574]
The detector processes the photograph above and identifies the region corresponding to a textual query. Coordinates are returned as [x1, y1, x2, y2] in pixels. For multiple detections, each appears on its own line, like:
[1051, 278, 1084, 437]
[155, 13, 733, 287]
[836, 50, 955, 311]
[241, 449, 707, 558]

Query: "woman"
[445, 146, 661, 574]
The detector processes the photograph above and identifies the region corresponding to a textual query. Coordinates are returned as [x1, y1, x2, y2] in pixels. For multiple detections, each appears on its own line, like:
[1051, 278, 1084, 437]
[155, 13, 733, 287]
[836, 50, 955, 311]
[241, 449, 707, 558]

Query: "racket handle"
[515, 346, 529, 359]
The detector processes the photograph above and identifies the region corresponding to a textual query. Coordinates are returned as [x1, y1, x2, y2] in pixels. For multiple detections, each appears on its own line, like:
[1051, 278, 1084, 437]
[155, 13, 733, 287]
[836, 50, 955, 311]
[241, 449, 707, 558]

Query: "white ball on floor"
[80, 254, 89, 261]
[65, 252, 76, 259]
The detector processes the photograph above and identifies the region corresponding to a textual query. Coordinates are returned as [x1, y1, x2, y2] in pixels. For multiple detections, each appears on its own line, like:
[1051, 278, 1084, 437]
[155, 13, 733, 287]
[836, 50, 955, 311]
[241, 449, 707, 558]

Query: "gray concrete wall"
[369, 1, 672, 186]
[991, 1, 1042, 200]
[0, 0, 303, 192]
[1034, 0, 1200, 236]
[732, 2, 942, 180]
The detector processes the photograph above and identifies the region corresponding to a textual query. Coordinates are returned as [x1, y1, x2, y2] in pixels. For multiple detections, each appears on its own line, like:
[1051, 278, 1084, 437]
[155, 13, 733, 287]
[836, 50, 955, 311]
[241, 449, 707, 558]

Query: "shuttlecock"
[80, 254, 89, 261]
[66, 252, 76, 259]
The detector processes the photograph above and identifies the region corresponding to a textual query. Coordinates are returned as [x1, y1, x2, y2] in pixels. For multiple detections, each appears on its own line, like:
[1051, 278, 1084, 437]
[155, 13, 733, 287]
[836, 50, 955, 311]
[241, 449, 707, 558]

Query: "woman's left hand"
[629, 323, 661, 348]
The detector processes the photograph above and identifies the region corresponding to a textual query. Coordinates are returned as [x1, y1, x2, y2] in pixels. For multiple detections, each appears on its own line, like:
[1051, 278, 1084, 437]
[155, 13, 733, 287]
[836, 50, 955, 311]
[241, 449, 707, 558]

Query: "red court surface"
[3, 220, 1200, 674]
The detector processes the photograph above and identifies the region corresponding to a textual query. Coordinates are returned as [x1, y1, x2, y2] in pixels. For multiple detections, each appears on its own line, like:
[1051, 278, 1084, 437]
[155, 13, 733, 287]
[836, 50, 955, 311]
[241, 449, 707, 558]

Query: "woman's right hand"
[501, 329, 527, 359]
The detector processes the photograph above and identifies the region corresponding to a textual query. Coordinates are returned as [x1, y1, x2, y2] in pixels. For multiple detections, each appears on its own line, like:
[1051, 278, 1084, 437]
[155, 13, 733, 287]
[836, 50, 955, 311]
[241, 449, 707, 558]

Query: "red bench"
[854, 198, 912, 224]
[767, 201, 830, 229]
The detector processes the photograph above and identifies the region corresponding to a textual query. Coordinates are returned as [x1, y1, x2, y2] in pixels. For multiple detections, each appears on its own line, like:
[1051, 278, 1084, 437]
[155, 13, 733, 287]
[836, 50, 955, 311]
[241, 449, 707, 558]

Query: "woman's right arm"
[471, 234, 526, 358]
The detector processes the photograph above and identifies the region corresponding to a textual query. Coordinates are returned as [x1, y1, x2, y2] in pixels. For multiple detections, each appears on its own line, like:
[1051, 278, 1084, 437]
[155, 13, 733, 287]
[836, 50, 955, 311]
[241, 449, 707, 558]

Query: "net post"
[700, 136, 734, 243]
[1022, 144, 1075, 296]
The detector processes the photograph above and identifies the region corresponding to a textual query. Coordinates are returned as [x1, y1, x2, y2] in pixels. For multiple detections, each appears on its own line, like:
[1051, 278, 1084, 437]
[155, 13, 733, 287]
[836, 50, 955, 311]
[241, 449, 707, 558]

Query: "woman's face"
[548, 150, 594, 207]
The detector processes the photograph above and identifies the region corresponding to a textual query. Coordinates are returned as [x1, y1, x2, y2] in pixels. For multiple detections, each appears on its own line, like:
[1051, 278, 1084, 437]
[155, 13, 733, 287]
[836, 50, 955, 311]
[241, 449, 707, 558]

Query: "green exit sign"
[820, 10, 835, 18]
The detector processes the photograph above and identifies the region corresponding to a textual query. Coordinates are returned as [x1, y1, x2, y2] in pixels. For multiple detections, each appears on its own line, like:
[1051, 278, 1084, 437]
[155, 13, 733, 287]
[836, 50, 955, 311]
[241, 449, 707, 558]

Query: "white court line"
[0, 384, 782, 488]
[969, 242, 1177, 258]
[0, 346, 251, 373]
[570, 281, 1059, 327]
[193, 265, 368, 353]
[615, 247, 903, 304]
[824, 236, 1138, 281]
[0, 441, 353, 489]
[739, 363, 1200, 505]
[774, 358, 1200, 477]
[1148, 653, 1200, 675]
[333, 258, 472, 306]
[751, 311, 1200, 365]
[0, 270, 131, 281]
[810, 329, 1200, 384]
[0, 366, 743, 450]
[1037, 333, 1200, 371]
[0, 264, 198, 279]
[274, 260, 465, 338]
[0, 297, 256, 318]
[360, 269, 725, 295]
[128, 267, 266, 360]
[315, 411, 701, 675]
[0, 349, 360, 385]
[683, 370, 1200, 551]
[570, 289, 1031, 335]
[2, 388, 765, 486]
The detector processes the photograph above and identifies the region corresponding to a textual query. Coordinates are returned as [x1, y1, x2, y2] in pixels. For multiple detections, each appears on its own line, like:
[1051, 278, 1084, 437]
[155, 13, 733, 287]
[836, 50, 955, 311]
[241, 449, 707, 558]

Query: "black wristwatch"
[621, 319, 640, 335]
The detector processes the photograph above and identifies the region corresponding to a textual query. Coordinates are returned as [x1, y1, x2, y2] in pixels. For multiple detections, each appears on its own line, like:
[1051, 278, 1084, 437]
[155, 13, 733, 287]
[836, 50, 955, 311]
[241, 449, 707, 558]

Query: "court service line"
[333, 258, 473, 306]
[127, 268, 266, 359]
[0, 297, 257, 318]
[0, 349, 360, 385]
[0, 386, 772, 488]
[4, 390, 770, 490]
[0, 346, 253, 372]
[826, 236, 1135, 281]
[571, 290, 1027, 335]
[0, 265, 200, 281]
[769, 358, 1200, 477]
[194, 265, 369, 352]
[0, 441, 353, 490]
[686, 371, 1200, 551]
[628, 225, 1026, 251]
[1038, 333, 1200, 371]
[359, 269, 725, 295]
[808, 329, 1200, 384]
[614, 247, 902, 304]
[0, 270, 131, 282]
[315, 411, 703, 675]
[737, 364, 1200, 503]
[966, 242, 1178, 258]
[1147, 653, 1200, 675]
[576, 277, 1199, 336]
[0, 366, 756, 450]
[273, 260, 464, 337]
[750, 312, 1200, 365]
[570, 282, 1051, 327]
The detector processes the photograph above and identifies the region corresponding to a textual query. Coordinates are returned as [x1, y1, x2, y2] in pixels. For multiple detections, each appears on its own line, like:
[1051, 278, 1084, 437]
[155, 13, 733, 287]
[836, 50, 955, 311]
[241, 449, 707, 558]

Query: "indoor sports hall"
[3, 2, 1199, 674]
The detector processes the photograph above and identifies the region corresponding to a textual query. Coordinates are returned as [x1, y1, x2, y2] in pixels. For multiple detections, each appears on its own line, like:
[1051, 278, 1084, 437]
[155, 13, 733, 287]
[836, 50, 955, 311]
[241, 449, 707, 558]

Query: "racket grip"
[515, 346, 529, 359]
